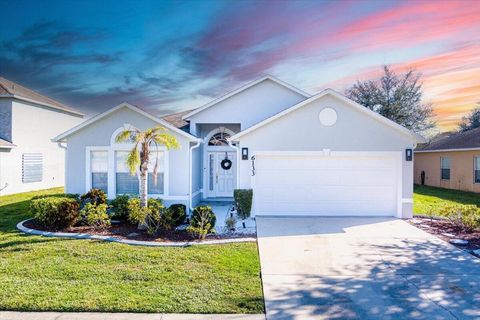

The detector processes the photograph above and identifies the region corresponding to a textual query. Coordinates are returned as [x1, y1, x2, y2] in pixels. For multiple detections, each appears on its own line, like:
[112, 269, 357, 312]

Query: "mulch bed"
[24, 219, 255, 242]
[409, 216, 480, 254]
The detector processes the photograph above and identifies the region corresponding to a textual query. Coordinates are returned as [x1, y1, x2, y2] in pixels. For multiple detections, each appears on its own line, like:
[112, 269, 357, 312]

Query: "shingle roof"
[161, 109, 194, 129]
[416, 127, 480, 151]
[0, 76, 83, 116]
[0, 138, 15, 148]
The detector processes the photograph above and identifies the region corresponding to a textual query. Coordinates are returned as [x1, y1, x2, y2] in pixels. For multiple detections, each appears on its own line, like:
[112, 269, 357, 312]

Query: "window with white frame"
[90, 151, 108, 192]
[147, 151, 165, 194]
[115, 151, 139, 195]
[440, 157, 450, 180]
[475, 156, 480, 184]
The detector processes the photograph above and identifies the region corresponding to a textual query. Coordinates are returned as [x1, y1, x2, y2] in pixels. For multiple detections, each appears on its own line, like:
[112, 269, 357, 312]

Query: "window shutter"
[22, 153, 43, 183]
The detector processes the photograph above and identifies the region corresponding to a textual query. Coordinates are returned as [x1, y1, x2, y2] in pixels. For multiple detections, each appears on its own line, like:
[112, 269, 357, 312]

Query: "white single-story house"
[54, 75, 425, 218]
[0, 77, 84, 196]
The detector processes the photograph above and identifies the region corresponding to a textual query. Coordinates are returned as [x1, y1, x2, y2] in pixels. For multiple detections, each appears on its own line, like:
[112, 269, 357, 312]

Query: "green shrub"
[109, 195, 130, 220]
[80, 188, 107, 206]
[234, 189, 253, 219]
[80, 203, 111, 229]
[30, 197, 80, 229]
[434, 203, 480, 231]
[127, 198, 166, 235]
[169, 204, 186, 227]
[187, 206, 216, 240]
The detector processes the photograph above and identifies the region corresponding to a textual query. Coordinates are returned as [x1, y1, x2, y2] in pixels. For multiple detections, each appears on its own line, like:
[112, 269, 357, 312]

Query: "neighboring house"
[54, 75, 424, 218]
[414, 127, 480, 193]
[0, 77, 84, 196]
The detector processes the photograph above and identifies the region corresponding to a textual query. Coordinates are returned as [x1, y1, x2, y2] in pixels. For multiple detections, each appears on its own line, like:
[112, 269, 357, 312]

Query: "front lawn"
[413, 184, 480, 215]
[0, 188, 263, 313]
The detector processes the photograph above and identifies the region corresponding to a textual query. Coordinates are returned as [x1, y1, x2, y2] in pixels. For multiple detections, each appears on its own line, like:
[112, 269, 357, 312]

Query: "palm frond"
[115, 130, 133, 143]
[153, 133, 180, 150]
[126, 144, 140, 175]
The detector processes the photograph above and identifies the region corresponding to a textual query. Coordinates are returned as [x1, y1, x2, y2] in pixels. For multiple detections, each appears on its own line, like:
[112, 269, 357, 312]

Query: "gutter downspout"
[228, 140, 240, 190]
[56, 140, 68, 192]
[189, 139, 201, 212]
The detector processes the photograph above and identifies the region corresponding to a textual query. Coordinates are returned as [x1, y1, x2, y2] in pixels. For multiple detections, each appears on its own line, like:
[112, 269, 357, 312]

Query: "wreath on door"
[221, 152, 232, 170]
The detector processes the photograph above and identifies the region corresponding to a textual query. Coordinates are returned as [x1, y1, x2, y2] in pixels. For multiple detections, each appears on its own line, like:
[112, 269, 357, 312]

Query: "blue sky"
[1, 0, 479, 129]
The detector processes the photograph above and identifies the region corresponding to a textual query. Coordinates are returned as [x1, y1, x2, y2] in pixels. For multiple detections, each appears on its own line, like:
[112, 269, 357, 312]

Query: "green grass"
[414, 184, 480, 215]
[0, 188, 263, 313]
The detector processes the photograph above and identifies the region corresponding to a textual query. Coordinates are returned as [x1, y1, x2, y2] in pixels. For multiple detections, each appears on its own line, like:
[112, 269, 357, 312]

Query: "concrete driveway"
[256, 217, 480, 320]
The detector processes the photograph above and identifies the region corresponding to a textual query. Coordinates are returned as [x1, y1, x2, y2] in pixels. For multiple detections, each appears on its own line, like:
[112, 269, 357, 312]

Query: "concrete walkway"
[0, 312, 265, 320]
[256, 216, 480, 320]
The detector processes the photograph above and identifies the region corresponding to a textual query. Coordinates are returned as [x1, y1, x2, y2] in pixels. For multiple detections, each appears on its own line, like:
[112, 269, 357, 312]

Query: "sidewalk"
[0, 312, 265, 320]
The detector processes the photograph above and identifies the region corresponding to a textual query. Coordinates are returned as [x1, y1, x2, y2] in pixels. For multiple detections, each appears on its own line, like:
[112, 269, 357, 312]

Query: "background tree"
[116, 126, 179, 208]
[458, 105, 480, 132]
[345, 66, 435, 133]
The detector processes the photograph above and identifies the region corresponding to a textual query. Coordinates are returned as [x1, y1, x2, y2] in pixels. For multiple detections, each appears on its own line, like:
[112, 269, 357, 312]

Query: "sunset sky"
[0, 0, 479, 131]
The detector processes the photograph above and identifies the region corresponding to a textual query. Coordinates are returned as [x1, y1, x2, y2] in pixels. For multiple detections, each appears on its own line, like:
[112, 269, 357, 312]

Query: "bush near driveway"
[431, 203, 480, 231]
[0, 188, 263, 313]
[234, 189, 253, 220]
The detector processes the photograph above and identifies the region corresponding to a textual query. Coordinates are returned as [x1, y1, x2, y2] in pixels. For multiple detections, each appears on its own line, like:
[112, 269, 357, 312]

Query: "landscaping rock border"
[17, 219, 257, 247]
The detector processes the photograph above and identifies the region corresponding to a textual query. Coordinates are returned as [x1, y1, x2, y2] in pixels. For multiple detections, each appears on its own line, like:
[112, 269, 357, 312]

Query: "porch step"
[201, 197, 234, 203]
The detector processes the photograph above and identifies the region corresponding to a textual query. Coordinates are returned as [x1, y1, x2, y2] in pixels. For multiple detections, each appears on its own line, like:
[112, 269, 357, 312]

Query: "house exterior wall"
[0, 99, 83, 196]
[64, 106, 192, 207]
[234, 94, 417, 218]
[187, 79, 306, 134]
[414, 150, 480, 193]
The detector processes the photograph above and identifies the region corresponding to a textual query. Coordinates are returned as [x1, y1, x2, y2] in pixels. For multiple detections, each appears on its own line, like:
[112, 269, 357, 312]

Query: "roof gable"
[0, 76, 83, 117]
[53, 103, 200, 142]
[230, 88, 425, 143]
[182, 75, 310, 120]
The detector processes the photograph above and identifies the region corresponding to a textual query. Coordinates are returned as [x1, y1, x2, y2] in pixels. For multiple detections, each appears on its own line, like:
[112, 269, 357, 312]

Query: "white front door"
[207, 151, 236, 198]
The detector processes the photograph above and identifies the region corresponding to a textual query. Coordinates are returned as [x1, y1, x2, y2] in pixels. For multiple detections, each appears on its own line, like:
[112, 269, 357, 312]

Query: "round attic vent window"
[318, 107, 337, 126]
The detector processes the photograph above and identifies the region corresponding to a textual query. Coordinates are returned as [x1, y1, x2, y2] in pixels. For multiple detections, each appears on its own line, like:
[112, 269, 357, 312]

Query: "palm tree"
[116, 126, 179, 208]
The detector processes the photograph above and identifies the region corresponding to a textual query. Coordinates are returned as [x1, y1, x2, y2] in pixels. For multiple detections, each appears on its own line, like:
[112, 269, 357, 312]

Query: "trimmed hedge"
[30, 197, 80, 229]
[234, 189, 253, 219]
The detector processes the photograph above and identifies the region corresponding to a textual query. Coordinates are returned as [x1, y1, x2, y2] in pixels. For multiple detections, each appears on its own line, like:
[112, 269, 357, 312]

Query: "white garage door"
[253, 153, 399, 216]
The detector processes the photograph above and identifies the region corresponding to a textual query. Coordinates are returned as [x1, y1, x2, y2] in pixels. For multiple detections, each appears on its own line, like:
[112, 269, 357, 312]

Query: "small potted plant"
[224, 214, 237, 232]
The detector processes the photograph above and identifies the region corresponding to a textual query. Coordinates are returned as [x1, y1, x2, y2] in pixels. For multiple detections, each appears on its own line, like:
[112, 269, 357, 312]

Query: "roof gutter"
[415, 147, 480, 153]
[1, 94, 84, 117]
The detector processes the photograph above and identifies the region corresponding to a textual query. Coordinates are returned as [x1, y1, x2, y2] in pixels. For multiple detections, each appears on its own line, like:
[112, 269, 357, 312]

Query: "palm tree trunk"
[139, 169, 148, 208]
[138, 164, 148, 230]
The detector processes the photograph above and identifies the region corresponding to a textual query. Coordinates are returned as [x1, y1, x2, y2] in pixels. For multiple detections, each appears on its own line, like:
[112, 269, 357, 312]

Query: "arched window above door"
[208, 131, 231, 146]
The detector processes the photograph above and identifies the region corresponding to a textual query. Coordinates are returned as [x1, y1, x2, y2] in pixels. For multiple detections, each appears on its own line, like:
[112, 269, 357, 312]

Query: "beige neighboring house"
[414, 127, 480, 193]
[0, 76, 84, 195]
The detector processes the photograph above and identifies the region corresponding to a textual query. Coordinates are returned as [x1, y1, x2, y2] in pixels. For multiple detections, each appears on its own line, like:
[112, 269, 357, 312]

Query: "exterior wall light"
[242, 147, 248, 160]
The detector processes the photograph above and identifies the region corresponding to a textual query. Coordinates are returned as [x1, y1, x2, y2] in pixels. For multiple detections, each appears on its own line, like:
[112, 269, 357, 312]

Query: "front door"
[207, 151, 236, 197]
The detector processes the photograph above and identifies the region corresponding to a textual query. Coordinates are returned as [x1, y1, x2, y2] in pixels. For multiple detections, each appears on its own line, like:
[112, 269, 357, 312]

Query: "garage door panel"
[257, 170, 396, 187]
[253, 154, 399, 216]
[256, 186, 396, 202]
